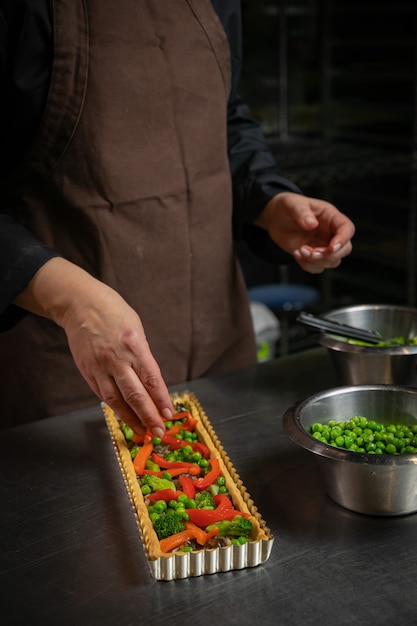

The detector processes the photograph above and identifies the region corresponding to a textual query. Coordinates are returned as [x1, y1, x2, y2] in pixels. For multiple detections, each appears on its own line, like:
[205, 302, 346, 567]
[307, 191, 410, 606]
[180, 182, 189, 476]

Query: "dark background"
[237, 0, 417, 320]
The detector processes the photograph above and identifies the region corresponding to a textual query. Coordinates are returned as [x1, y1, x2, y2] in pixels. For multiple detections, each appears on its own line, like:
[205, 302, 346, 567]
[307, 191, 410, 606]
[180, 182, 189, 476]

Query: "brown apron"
[0, 0, 257, 426]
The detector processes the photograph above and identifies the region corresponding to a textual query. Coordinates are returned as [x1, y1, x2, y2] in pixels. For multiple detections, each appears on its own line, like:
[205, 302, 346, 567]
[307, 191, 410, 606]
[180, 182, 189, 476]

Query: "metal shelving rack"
[240, 0, 417, 308]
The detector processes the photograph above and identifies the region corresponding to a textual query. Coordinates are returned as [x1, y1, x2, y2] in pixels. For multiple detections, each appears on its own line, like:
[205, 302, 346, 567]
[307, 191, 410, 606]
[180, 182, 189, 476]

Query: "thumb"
[298, 209, 319, 231]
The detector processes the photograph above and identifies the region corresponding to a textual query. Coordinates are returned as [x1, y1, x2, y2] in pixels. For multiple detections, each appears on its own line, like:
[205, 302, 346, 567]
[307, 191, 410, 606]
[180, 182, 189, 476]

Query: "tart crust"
[103, 391, 273, 576]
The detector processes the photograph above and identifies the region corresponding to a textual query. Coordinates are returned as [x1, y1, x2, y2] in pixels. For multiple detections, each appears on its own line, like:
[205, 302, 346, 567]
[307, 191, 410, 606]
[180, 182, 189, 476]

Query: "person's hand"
[254, 192, 355, 274]
[14, 258, 173, 435]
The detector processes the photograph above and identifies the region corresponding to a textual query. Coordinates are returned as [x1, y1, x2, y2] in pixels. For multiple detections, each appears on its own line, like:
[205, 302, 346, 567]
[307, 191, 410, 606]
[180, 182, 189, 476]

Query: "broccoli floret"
[141, 474, 176, 492]
[153, 513, 186, 540]
[207, 515, 253, 538]
[194, 490, 215, 510]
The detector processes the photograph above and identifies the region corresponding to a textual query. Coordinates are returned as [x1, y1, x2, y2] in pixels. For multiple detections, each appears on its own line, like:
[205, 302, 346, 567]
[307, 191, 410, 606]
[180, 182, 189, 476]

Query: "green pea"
[331, 426, 343, 439]
[154, 500, 167, 513]
[231, 537, 247, 546]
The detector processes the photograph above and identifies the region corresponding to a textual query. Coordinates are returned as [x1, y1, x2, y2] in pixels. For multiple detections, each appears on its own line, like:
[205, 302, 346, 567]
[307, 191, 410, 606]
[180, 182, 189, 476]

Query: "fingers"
[61, 279, 174, 436]
[90, 362, 172, 436]
[25, 259, 174, 435]
[294, 239, 352, 274]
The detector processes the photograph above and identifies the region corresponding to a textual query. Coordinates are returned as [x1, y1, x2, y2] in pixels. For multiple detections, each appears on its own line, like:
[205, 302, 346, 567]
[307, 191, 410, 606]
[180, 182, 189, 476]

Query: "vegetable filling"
[120, 402, 254, 553]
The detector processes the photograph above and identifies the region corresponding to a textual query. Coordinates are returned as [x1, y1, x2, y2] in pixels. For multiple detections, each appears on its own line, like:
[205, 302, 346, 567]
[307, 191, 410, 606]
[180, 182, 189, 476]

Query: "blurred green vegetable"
[206, 515, 252, 538]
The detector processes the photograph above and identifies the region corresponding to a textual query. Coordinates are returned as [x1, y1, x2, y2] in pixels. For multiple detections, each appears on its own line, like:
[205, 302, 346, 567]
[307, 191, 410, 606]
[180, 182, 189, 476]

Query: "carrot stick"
[133, 442, 154, 475]
[161, 466, 201, 478]
[159, 529, 197, 553]
[185, 521, 218, 546]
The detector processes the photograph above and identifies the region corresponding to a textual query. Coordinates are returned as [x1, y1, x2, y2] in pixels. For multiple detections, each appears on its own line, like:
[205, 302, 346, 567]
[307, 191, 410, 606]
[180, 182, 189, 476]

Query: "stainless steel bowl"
[283, 385, 417, 516]
[318, 304, 417, 385]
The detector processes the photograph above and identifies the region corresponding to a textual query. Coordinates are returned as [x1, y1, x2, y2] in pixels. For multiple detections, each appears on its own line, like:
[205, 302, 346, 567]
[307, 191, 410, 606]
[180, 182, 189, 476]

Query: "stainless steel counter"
[2, 347, 417, 625]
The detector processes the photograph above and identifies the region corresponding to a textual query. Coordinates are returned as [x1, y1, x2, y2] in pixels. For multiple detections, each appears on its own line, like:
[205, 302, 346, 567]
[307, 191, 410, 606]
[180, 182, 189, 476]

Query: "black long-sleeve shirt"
[0, 0, 301, 327]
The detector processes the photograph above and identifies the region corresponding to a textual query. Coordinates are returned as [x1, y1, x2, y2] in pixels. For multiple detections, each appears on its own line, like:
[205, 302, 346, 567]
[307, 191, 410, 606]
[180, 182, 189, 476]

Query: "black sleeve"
[0, 0, 58, 331]
[212, 0, 302, 262]
[0, 216, 60, 329]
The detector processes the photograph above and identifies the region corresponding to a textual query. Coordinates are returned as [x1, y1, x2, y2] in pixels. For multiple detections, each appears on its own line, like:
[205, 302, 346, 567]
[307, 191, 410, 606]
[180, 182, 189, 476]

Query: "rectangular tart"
[103, 391, 274, 580]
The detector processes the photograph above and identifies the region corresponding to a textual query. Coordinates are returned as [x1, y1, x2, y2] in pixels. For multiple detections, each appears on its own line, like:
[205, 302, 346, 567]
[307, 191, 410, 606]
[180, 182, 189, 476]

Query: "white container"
[250, 302, 281, 362]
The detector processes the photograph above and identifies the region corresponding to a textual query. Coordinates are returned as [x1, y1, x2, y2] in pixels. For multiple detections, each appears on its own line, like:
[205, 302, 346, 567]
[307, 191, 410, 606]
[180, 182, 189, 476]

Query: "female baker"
[0, 0, 354, 432]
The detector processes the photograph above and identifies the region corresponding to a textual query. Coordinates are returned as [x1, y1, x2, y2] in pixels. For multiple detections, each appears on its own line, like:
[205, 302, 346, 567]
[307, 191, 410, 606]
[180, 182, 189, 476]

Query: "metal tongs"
[297, 311, 383, 344]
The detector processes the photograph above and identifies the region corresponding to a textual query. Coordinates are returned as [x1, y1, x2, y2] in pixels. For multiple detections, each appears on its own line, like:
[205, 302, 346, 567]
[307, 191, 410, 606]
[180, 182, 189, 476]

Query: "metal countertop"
[2, 347, 417, 625]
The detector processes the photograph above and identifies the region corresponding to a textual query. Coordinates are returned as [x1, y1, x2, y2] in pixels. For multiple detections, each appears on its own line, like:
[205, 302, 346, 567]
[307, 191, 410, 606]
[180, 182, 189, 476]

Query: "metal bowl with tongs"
[297, 311, 385, 345]
[296, 305, 417, 385]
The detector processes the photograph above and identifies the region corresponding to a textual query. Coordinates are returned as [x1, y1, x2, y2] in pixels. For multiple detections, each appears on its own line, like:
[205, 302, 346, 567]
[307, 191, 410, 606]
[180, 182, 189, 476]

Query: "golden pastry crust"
[103, 392, 272, 561]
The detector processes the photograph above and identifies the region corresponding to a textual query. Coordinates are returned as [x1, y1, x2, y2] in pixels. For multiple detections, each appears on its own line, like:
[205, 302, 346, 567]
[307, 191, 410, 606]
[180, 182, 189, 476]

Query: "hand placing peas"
[309, 416, 417, 454]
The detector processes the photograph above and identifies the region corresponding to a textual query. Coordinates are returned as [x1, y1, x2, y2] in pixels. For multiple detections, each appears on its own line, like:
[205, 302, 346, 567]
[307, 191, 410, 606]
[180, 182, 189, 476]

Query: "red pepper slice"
[160, 435, 210, 459]
[145, 489, 186, 502]
[172, 410, 190, 420]
[186, 506, 248, 527]
[193, 458, 221, 490]
[191, 442, 210, 459]
[213, 493, 233, 511]
[179, 474, 196, 499]
[160, 435, 188, 449]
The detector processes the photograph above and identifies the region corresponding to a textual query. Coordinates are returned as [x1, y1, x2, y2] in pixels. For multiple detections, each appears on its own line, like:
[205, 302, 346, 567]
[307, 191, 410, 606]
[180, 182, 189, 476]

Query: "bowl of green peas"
[283, 384, 417, 516]
[316, 304, 417, 385]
